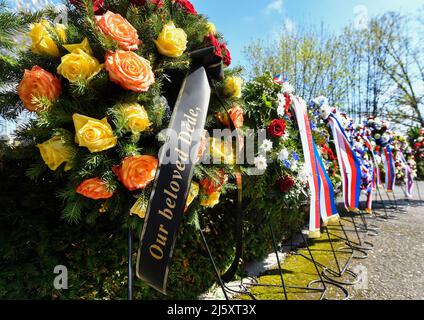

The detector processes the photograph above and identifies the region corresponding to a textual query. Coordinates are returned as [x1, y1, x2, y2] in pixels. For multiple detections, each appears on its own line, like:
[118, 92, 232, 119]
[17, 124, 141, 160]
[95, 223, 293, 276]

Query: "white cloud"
[264, 0, 284, 15]
[284, 18, 295, 33]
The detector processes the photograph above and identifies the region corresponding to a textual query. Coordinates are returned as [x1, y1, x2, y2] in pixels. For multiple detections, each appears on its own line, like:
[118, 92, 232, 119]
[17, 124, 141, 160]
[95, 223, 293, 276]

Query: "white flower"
[320, 105, 333, 120]
[298, 164, 310, 183]
[291, 161, 299, 171]
[277, 93, 285, 103]
[260, 139, 273, 153]
[278, 149, 290, 162]
[277, 93, 286, 117]
[254, 155, 268, 171]
[313, 95, 329, 107]
[277, 104, 285, 117]
[282, 82, 294, 94]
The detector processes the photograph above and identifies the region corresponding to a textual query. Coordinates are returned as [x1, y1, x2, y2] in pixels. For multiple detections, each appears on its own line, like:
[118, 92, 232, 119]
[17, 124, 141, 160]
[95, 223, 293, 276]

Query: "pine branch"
[26, 162, 47, 181]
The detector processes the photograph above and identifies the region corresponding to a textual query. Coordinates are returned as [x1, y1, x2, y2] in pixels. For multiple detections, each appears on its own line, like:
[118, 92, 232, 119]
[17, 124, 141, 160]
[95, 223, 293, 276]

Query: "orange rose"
[113, 155, 158, 191]
[200, 169, 228, 195]
[216, 105, 244, 129]
[95, 11, 141, 51]
[76, 177, 114, 200]
[228, 105, 244, 128]
[17, 66, 62, 112]
[105, 50, 155, 92]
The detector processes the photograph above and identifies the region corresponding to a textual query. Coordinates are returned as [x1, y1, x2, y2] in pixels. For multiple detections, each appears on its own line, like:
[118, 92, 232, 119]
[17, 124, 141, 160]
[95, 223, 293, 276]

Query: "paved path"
[351, 182, 424, 300]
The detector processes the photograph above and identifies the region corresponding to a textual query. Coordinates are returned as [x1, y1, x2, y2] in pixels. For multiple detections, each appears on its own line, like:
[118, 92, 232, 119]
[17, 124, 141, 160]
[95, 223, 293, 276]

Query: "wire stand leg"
[128, 228, 133, 301]
[376, 186, 393, 221]
[320, 226, 358, 286]
[199, 228, 229, 300]
[269, 224, 288, 300]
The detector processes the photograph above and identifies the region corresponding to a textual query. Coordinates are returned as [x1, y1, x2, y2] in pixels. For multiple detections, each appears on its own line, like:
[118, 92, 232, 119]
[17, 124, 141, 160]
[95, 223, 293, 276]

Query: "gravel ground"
[350, 182, 424, 300]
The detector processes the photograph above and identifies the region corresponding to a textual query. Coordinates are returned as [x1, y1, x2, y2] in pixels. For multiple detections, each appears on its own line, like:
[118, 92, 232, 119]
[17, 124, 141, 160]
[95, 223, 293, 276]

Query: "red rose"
[267, 119, 286, 138]
[205, 33, 222, 58]
[69, 0, 104, 13]
[220, 43, 231, 66]
[174, 0, 197, 14]
[276, 176, 295, 193]
[415, 143, 421, 149]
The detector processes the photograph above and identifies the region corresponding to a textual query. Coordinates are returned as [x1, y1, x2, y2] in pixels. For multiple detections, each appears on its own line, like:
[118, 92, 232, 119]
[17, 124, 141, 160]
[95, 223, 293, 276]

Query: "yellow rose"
[122, 103, 151, 134]
[224, 76, 243, 99]
[154, 22, 188, 58]
[210, 138, 235, 165]
[200, 192, 221, 208]
[29, 20, 67, 57]
[37, 135, 73, 171]
[207, 22, 216, 35]
[63, 38, 93, 55]
[73, 113, 117, 153]
[57, 49, 103, 83]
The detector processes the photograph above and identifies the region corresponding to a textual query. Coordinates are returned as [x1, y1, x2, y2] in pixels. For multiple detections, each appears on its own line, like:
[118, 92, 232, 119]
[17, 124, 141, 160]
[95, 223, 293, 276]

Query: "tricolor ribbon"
[382, 145, 396, 192]
[327, 114, 362, 212]
[362, 160, 374, 214]
[293, 97, 339, 238]
[360, 135, 376, 213]
[273, 74, 285, 85]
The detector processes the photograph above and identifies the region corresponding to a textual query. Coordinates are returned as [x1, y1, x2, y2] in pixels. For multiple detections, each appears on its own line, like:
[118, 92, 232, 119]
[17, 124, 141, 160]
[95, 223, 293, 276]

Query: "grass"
[236, 216, 360, 300]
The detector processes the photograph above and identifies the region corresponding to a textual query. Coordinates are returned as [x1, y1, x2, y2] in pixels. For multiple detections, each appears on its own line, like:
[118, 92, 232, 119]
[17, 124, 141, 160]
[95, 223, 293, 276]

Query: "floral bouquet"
[407, 128, 424, 179]
[243, 74, 308, 211]
[364, 116, 394, 149]
[4, 0, 243, 229]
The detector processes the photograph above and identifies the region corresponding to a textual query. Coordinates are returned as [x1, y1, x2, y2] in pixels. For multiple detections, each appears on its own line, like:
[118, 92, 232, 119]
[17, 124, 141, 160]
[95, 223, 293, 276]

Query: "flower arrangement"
[364, 116, 394, 149]
[243, 74, 308, 202]
[241, 73, 318, 241]
[6, 0, 242, 228]
[407, 127, 424, 179]
[392, 134, 417, 182]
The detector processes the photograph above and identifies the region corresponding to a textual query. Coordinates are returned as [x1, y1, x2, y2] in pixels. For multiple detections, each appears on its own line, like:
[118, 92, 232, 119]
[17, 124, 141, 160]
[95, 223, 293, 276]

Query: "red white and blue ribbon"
[273, 74, 286, 85]
[360, 135, 377, 213]
[328, 114, 362, 212]
[399, 151, 414, 198]
[293, 97, 339, 238]
[314, 141, 339, 223]
[382, 145, 396, 192]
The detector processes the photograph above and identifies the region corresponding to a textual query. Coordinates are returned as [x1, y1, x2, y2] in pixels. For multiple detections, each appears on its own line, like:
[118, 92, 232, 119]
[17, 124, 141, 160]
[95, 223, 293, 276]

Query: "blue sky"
[191, 0, 424, 68]
[6, 0, 424, 68]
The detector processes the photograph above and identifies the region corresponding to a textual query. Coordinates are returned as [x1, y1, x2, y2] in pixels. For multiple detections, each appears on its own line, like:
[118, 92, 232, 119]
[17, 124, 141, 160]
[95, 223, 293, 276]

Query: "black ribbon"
[136, 47, 225, 293]
[191, 48, 244, 285]
[190, 47, 225, 81]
